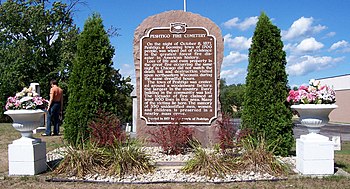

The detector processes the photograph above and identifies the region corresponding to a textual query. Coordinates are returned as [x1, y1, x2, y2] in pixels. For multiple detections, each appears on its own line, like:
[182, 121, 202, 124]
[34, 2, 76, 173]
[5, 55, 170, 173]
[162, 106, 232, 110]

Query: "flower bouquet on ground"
[5, 86, 49, 110]
[287, 79, 336, 105]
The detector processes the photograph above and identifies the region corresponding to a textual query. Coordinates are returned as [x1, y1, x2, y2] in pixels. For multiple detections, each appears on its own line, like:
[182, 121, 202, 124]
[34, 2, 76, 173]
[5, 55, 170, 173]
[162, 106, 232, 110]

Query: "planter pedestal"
[296, 133, 334, 175]
[8, 141, 47, 175]
[292, 104, 337, 175]
[4, 110, 47, 175]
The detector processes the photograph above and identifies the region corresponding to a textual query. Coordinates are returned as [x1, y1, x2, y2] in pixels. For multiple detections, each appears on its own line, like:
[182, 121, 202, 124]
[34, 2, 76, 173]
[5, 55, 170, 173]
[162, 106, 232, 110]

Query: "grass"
[335, 141, 350, 173]
[0, 123, 350, 188]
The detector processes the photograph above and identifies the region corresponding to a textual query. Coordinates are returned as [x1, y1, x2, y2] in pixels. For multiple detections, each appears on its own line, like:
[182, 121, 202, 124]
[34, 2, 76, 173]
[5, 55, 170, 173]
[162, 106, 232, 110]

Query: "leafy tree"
[241, 12, 293, 156]
[63, 13, 132, 146]
[220, 79, 245, 117]
[0, 0, 78, 121]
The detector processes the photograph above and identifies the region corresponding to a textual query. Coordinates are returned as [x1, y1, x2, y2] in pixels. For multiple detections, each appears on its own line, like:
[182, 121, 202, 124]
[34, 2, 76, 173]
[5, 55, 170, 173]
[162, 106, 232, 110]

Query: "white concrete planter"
[292, 104, 338, 175]
[4, 109, 47, 175]
[291, 104, 338, 134]
[4, 109, 46, 144]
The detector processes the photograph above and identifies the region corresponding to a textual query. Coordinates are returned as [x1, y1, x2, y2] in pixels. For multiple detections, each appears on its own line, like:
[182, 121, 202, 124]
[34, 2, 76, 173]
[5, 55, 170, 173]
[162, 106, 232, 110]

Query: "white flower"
[19, 96, 33, 103]
[16, 92, 25, 97]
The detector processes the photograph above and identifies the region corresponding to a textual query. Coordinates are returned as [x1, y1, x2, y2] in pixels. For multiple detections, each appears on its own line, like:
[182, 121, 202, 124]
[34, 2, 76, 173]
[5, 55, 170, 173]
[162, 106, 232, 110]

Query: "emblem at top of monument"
[170, 23, 187, 33]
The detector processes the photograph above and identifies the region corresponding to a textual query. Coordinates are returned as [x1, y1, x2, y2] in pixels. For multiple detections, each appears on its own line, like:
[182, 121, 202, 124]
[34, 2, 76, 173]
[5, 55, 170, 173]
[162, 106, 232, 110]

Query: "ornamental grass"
[236, 135, 290, 176]
[53, 142, 110, 178]
[53, 140, 155, 178]
[183, 134, 291, 178]
[105, 140, 155, 177]
[182, 144, 239, 178]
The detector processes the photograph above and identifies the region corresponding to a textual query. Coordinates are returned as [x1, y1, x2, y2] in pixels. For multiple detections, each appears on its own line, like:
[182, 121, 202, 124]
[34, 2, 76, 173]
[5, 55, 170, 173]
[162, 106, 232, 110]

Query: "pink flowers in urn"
[287, 79, 336, 105]
[5, 86, 48, 110]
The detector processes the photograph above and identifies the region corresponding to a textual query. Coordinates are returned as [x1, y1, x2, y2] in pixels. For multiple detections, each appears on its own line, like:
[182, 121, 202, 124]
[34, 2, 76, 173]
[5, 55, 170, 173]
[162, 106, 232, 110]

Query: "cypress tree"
[63, 13, 116, 145]
[242, 12, 293, 156]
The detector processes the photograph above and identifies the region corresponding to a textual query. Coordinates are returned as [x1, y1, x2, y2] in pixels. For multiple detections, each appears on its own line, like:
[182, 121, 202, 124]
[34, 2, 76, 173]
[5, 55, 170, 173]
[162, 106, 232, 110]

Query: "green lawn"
[0, 123, 349, 189]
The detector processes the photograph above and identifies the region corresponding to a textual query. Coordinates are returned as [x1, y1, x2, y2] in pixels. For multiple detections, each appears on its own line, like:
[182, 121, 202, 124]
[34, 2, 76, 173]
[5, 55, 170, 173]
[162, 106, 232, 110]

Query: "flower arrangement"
[5, 86, 48, 110]
[287, 79, 336, 105]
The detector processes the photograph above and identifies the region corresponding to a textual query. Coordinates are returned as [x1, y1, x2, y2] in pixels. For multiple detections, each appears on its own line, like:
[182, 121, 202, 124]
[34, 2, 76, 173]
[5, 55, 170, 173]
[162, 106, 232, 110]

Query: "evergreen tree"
[63, 13, 119, 145]
[241, 12, 293, 156]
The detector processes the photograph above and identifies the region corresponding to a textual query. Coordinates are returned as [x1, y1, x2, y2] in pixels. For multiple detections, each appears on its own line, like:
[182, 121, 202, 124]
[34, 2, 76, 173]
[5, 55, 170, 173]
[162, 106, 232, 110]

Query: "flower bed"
[46, 146, 293, 183]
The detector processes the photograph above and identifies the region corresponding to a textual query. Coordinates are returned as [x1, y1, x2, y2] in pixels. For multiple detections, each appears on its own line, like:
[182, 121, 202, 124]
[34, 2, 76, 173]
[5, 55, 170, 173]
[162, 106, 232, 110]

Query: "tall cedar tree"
[63, 13, 117, 146]
[241, 13, 294, 156]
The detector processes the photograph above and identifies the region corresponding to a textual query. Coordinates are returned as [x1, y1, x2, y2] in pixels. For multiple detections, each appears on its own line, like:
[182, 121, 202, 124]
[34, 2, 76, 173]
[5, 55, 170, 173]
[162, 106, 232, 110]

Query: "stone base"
[296, 159, 334, 175]
[8, 141, 47, 175]
[296, 133, 334, 175]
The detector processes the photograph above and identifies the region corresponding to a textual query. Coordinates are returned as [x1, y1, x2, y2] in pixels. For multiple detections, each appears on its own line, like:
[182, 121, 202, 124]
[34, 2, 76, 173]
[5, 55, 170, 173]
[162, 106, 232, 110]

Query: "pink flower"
[287, 90, 299, 103]
[287, 79, 336, 105]
[4, 85, 48, 110]
[299, 85, 308, 91]
[320, 85, 327, 90]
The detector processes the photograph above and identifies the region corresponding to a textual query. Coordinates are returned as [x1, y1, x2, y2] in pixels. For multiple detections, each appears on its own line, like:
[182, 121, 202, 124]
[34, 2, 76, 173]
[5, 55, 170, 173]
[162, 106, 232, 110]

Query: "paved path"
[293, 122, 350, 141]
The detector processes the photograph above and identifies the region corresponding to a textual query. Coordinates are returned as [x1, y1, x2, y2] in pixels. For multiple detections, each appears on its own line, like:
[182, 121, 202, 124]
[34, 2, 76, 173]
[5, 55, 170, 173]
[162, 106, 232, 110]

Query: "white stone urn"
[4, 109, 46, 144]
[291, 104, 338, 134]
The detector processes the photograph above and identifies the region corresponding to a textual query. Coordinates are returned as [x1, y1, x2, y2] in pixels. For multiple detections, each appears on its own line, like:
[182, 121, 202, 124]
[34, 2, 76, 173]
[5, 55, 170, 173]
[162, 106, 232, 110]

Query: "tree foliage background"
[63, 13, 133, 146]
[0, 0, 78, 121]
[1, 1, 133, 143]
[220, 79, 245, 118]
[241, 12, 294, 156]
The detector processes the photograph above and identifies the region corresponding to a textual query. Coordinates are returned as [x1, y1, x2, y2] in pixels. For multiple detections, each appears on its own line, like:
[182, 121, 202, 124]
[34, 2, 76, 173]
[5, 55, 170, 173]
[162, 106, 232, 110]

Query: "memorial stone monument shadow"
[133, 10, 224, 146]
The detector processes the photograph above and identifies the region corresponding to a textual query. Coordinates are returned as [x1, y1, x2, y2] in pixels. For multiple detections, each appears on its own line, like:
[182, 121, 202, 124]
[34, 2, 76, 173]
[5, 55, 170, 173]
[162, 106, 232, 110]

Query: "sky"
[71, 0, 350, 87]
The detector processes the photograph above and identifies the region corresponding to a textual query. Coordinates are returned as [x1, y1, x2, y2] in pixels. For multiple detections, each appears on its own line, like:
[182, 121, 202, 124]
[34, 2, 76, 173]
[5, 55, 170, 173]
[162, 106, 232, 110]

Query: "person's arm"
[48, 88, 54, 110]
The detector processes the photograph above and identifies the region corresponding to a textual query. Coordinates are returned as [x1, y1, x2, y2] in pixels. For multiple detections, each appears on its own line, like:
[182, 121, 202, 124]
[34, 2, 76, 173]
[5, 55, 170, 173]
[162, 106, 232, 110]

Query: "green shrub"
[242, 12, 294, 156]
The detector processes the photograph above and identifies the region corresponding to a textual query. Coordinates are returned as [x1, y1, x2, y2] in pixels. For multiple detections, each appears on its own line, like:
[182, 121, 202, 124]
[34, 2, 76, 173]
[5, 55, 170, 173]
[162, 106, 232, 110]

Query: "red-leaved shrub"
[88, 110, 127, 147]
[216, 114, 237, 150]
[216, 114, 252, 151]
[147, 117, 194, 155]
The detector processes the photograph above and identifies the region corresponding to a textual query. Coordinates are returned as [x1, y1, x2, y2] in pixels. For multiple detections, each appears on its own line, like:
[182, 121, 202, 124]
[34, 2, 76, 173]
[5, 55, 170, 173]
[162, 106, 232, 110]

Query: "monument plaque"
[134, 10, 224, 145]
[140, 23, 217, 124]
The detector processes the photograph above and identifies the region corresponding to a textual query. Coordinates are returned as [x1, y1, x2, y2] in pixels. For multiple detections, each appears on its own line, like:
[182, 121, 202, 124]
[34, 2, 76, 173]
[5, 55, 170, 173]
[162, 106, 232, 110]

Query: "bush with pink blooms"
[287, 79, 336, 105]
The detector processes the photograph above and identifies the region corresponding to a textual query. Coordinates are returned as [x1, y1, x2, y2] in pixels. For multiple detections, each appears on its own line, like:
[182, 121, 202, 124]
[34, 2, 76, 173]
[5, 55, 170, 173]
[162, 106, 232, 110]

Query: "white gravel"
[46, 146, 294, 183]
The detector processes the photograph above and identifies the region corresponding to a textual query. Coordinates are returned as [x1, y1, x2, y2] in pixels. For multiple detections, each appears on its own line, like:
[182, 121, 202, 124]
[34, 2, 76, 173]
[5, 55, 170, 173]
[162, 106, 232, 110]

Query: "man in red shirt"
[42, 79, 63, 136]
